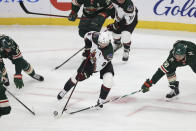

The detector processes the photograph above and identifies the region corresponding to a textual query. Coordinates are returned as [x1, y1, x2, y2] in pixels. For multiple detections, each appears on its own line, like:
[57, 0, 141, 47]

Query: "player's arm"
[141, 52, 177, 92]
[98, 0, 114, 18]
[124, 5, 136, 25]
[82, 32, 94, 57]
[10, 44, 24, 75]
[0, 56, 9, 86]
[71, 0, 83, 14]
[68, 0, 83, 21]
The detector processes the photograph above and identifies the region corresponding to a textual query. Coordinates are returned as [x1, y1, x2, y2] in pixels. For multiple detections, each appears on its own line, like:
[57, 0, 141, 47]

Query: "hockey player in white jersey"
[57, 31, 114, 108]
[107, 0, 138, 61]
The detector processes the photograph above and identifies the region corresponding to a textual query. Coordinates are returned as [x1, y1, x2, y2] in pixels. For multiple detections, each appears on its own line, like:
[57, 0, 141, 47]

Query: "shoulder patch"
[127, 5, 134, 13]
[106, 0, 110, 5]
[107, 53, 113, 60]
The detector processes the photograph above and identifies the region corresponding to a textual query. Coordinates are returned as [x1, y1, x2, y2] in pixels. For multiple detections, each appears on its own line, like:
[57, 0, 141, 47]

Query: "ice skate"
[166, 88, 179, 101]
[32, 74, 44, 81]
[57, 89, 67, 100]
[122, 49, 130, 61]
[96, 98, 105, 110]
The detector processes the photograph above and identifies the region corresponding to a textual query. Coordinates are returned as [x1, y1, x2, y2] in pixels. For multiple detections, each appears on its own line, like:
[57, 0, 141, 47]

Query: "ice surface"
[0, 26, 196, 131]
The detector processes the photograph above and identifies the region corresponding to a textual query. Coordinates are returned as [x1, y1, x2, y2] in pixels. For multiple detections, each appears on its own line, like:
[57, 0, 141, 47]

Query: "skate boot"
[166, 81, 179, 100]
[96, 98, 105, 109]
[122, 48, 130, 61]
[32, 74, 44, 81]
[57, 78, 75, 100]
[113, 39, 122, 52]
[57, 89, 67, 100]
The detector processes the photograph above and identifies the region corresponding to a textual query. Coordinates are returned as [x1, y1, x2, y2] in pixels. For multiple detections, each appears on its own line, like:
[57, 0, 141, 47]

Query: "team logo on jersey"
[188, 51, 194, 55]
[163, 61, 169, 68]
[106, 0, 110, 5]
[107, 53, 113, 60]
[169, 58, 175, 62]
[127, 5, 134, 12]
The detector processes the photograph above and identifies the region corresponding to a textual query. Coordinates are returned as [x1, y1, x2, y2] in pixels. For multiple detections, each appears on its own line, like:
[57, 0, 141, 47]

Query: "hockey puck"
[53, 111, 58, 117]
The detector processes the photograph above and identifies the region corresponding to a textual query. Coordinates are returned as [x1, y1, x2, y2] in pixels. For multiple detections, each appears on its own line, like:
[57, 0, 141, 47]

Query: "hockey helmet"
[1, 36, 14, 49]
[173, 42, 186, 56]
[98, 32, 110, 48]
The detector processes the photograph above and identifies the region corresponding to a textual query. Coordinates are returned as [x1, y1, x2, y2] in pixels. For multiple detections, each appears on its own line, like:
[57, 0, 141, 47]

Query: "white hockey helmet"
[98, 32, 110, 48]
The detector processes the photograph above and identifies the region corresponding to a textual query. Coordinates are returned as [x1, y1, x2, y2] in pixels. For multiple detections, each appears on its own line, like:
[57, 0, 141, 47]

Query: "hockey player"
[0, 72, 11, 117]
[107, 0, 138, 61]
[0, 34, 44, 89]
[57, 31, 114, 108]
[68, 0, 114, 38]
[141, 40, 196, 100]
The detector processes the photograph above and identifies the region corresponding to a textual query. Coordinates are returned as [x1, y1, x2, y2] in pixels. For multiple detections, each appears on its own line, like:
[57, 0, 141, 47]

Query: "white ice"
[0, 26, 196, 131]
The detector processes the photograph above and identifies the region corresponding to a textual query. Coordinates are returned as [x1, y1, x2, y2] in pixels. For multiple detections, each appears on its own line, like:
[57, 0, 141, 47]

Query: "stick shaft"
[6, 90, 35, 115]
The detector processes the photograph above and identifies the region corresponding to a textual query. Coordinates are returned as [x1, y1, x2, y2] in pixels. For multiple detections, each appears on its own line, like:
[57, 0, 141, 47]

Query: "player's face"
[117, 0, 125, 4]
[174, 54, 185, 61]
[98, 42, 108, 48]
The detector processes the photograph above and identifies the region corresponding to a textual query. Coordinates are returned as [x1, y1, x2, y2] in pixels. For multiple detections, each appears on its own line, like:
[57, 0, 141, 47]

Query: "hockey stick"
[6, 89, 35, 116]
[69, 89, 142, 114]
[19, 1, 81, 19]
[54, 47, 84, 70]
[60, 81, 79, 116]
[55, 57, 90, 117]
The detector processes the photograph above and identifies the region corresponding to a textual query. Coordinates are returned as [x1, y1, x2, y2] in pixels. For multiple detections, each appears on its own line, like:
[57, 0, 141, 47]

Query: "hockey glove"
[82, 49, 90, 58]
[141, 79, 153, 93]
[107, 21, 120, 32]
[2, 73, 9, 86]
[68, 11, 77, 21]
[76, 72, 89, 81]
[14, 74, 24, 89]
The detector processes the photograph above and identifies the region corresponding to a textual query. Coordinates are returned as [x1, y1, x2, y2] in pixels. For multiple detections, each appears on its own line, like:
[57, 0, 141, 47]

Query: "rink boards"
[0, 0, 195, 32]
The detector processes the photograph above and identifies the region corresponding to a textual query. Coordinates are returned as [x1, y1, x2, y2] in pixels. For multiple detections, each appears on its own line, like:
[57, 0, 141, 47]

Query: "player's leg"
[57, 60, 92, 100]
[78, 18, 91, 38]
[21, 59, 44, 81]
[121, 31, 132, 61]
[112, 32, 122, 52]
[1, 67, 9, 86]
[78, 15, 105, 38]
[97, 62, 114, 108]
[166, 72, 179, 99]
[0, 86, 11, 117]
[121, 14, 138, 61]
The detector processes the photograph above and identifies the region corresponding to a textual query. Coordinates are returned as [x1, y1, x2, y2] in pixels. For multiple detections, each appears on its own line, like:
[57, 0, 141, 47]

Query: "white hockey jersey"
[84, 31, 113, 72]
[112, 0, 137, 25]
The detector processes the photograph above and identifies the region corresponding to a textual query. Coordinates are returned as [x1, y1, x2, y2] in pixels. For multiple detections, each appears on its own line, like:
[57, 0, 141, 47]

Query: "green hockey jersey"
[71, 0, 114, 18]
[151, 40, 196, 84]
[0, 35, 23, 75]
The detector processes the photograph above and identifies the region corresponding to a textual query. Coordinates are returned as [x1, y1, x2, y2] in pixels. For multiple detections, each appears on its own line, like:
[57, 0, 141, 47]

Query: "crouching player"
[57, 31, 114, 108]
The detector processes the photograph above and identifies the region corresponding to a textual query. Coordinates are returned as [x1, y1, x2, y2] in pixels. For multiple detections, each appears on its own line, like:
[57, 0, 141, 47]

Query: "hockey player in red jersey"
[57, 31, 114, 108]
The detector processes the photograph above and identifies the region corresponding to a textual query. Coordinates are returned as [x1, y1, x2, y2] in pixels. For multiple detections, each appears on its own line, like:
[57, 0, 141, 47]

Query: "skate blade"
[165, 96, 179, 102]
